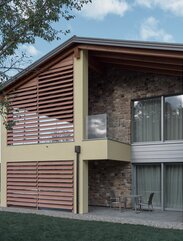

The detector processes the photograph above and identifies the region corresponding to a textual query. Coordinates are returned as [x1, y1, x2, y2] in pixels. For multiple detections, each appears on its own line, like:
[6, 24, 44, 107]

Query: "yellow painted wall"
[108, 140, 131, 162]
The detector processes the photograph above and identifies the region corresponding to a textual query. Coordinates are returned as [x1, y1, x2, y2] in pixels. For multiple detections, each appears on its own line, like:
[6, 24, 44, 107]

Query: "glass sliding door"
[133, 98, 161, 142]
[165, 164, 183, 210]
[136, 165, 161, 207]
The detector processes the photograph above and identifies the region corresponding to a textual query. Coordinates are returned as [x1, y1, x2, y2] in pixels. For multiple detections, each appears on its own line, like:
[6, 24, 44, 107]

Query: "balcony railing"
[86, 114, 107, 140]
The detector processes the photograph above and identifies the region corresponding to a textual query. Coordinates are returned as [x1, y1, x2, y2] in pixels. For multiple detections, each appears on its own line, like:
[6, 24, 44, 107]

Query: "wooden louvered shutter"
[7, 79, 38, 145]
[37, 161, 74, 210]
[37, 56, 74, 143]
[7, 162, 38, 208]
[7, 161, 74, 211]
[7, 55, 74, 145]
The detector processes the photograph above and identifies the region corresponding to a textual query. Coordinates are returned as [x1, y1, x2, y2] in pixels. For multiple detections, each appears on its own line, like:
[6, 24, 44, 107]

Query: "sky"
[23, 0, 183, 63]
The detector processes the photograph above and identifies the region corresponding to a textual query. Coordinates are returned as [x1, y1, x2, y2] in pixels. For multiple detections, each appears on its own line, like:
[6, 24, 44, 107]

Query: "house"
[0, 36, 183, 214]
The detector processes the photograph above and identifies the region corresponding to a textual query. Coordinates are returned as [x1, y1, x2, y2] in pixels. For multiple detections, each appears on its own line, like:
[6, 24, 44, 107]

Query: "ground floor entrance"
[134, 163, 183, 211]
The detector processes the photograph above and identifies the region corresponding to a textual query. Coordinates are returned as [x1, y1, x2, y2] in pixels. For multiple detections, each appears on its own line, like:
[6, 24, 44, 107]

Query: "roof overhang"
[2, 36, 183, 93]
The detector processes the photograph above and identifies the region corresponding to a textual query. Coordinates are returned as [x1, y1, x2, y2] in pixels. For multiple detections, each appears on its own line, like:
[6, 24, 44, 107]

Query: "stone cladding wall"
[88, 67, 182, 207]
[88, 160, 131, 207]
[89, 68, 182, 144]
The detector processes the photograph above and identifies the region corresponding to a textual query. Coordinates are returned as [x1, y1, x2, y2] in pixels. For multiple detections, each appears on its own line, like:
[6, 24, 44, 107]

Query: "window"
[165, 95, 183, 141]
[135, 163, 183, 210]
[133, 98, 161, 142]
[136, 165, 161, 207]
[165, 164, 183, 209]
[133, 94, 183, 143]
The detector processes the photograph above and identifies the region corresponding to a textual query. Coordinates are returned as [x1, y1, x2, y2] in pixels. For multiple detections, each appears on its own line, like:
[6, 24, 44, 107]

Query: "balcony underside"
[83, 139, 131, 162]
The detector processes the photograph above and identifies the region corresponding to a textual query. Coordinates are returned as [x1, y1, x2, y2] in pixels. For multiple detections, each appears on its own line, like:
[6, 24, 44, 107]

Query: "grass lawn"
[0, 211, 182, 241]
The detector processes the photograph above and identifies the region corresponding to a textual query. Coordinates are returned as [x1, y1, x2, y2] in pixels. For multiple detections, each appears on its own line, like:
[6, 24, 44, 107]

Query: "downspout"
[75, 145, 81, 214]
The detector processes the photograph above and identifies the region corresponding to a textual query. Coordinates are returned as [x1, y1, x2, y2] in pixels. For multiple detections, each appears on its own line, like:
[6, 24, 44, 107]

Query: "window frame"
[132, 93, 183, 144]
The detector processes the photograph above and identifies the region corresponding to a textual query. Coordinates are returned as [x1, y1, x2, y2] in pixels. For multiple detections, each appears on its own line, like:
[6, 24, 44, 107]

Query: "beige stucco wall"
[108, 140, 131, 162]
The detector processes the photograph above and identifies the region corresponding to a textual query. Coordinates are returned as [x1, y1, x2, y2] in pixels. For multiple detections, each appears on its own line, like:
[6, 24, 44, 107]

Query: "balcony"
[83, 114, 131, 162]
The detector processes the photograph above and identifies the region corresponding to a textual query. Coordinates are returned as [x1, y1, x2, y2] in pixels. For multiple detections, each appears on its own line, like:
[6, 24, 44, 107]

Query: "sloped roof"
[2, 35, 183, 91]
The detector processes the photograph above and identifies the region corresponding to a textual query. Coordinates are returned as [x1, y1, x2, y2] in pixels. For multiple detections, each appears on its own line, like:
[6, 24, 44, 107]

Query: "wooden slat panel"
[38, 87, 73, 97]
[8, 123, 73, 133]
[38, 83, 73, 93]
[7, 160, 74, 211]
[38, 191, 73, 197]
[8, 182, 37, 186]
[7, 171, 37, 174]
[38, 195, 73, 201]
[39, 96, 73, 105]
[7, 186, 38, 190]
[38, 203, 72, 210]
[37, 160, 73, 210]
[38, 107, 73, 114]
[38, 199, 72, 205]
[7, 190, 38, 195]
[38, 183, 73, 188]
[40, 63, 73, 75]
[8, 94, 38, 102]
[38, 179, 73, 183]
[38, 170, 73, 174]
[8, 194, 38, 199]
[38, 187, 73, 192]
[8, 130, 74, 138]
[38, 165, 73, 170]
[7, 136, 73, 145]
[8, 89, 37, 99]
[38, 101, 73, 110]
[7, 161, 38, 208]
[38, 161, 73, 166]
[9, 86, 37, 95]
[39, 91, 73, 101]
[8, 129, 73, 138]
[10, 98, 38, 106]
[7, 198, 38, 203]
[39, 68, 73, 80]
[8, 56, 74, 145]
[8, 202, 37, 207]
[38, 74, 73, 85]
[7, 174, 37, 178]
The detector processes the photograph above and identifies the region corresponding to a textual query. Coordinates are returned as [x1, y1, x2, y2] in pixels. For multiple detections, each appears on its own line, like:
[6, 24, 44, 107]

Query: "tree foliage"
[0, 0, 90, 128]
[0, 0, 90, 58]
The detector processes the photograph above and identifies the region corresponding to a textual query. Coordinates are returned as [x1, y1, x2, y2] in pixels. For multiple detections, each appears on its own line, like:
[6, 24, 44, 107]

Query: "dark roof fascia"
[73, 36, 183, 52]
[2, 35, 183, 92]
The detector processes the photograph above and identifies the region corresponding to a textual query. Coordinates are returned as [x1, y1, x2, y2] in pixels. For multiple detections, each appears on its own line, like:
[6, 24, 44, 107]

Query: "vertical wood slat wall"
[7, 161, 74, 211]
[7, 55, 74, 145]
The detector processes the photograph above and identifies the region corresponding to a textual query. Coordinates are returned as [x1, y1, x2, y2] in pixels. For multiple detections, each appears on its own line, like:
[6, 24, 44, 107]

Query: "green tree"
[0, 0, 90, 128]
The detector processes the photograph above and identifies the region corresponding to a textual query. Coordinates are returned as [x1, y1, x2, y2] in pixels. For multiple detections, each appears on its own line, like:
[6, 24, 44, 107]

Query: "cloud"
[23, 45, 40, 56]
[139, 17, 174, 42]
[80, 0, 129, 20]
[136, 0, 183, 16]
